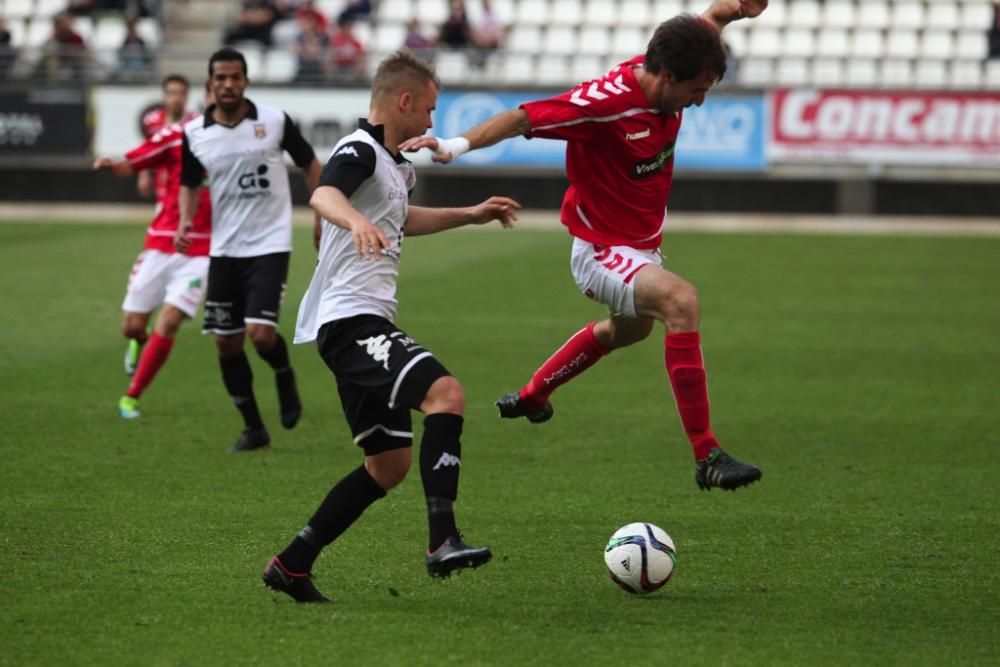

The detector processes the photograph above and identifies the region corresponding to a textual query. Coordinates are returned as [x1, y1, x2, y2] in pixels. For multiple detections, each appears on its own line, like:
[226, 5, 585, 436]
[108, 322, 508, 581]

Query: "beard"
[216, 95, 242, 112]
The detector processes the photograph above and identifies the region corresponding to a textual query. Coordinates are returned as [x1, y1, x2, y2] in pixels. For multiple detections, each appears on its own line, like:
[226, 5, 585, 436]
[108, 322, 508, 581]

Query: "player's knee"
[664, 282, 700, 329]
[248, 326, 275, 350]
[121, 316, 147, 340]
[154, 315, 183, 338]
[215, 334, 243, 357]
[366, 451, 411, 489]
[423, 376, 465, 415]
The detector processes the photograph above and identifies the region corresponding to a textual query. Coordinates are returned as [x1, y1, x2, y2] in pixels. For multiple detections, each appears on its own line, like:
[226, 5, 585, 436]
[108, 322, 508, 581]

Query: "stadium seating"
[2, 0, 998, 89]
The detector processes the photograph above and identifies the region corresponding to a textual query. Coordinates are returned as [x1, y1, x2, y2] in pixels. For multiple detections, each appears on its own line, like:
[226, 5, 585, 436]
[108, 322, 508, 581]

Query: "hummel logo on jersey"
[626, 129, 650, 141]
[335, 145, 359, 158]
[432, 452, 461, 470]
[569, 74, 633, 107]
[356, 334, 392, 371]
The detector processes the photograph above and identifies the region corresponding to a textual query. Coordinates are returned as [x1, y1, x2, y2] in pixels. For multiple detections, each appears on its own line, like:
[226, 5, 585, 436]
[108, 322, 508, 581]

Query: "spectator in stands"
[296, 0, 329, 32]
[67, 0, 98, 15]
[438, 0, 472, 50]
[224, 0, 280, 47]
[294, 9, 331, 82]
[330, 14, 366, 79]
[38, 12, 91, 80]
[0, 18, 14, 79]
[470, 0, 503, 68]
[117, 16, 153, 79]
[338, 0, 372, 23]
[404, 18, 437, 64]
[989, 3, 1000, 59]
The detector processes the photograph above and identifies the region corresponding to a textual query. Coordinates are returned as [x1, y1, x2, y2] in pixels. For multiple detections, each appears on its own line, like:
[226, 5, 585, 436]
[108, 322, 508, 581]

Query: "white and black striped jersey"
[181, 100, 316, 258]
[294, 119, 416, 343]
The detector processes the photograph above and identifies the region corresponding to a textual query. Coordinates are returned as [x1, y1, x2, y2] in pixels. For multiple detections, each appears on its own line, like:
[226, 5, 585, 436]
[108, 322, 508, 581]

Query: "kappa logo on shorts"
[205, 305, 231, 324]
[356, 334, 392, 371]
[432, 452, 461, 470]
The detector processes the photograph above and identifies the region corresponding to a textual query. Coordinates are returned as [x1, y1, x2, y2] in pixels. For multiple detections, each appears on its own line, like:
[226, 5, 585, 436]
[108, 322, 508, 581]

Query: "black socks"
[279, 465, 386, 573]
[219, 352, 263, 429]
[420, 414, 464, 551]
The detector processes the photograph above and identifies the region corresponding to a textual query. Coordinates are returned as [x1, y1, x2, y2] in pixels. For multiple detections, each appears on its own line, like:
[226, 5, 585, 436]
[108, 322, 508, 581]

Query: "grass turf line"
[1, 221, 998, 666]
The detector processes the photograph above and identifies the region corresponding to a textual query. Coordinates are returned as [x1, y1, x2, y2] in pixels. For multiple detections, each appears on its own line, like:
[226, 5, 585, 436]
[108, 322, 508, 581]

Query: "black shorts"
[203, 252, 289, 335]
[317, 315, 450, 455]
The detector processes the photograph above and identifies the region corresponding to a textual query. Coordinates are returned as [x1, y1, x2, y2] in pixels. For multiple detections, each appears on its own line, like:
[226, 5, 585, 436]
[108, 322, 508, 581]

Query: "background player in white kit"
[262, 50, 520, 603]
[177, 47, 322, 452]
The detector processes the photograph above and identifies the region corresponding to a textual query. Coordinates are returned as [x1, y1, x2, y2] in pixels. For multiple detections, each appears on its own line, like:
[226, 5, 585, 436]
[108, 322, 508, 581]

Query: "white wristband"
[436, 136, 470, 159]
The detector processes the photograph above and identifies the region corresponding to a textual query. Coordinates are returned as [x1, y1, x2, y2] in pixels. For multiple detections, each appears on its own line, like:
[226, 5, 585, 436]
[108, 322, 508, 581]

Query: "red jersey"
[521, 56, 682, 250]
[126, 121, 212, 256]
[141, 108, 201, 204]
[331, 30, 365, 69]
[142, 108, 199, 139]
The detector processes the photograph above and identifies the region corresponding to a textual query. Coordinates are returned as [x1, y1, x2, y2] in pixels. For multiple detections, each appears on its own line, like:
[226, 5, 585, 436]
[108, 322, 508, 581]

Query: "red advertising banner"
[770, 89, 1000, 165]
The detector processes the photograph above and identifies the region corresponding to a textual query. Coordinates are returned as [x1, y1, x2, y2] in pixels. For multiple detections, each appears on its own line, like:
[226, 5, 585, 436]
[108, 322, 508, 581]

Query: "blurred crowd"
[3, 0, 1000, 85]
[221, 0, 506, 83]
[0, 0, 160, 80]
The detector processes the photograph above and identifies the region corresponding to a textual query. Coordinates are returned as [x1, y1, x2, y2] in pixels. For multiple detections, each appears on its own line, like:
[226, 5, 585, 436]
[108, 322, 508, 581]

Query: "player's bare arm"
[398, 109, 531, 164]
[93, 157, 136, 178]
[174, 184, 199, 253]
[302, 158, 324, 249]
[309, 184, 388, 260]
[405, 196, 522, 236]
[136, 170, 155, 198]
[701, 0, 768, 31]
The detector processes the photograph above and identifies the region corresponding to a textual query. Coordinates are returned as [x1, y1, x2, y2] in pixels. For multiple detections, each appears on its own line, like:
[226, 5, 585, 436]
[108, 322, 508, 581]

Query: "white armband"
[436, 136, 470, 159]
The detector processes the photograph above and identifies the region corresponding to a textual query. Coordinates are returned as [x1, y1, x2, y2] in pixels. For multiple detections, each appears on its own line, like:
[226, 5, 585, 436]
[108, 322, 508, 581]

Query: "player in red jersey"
[401, 0, 768, 491]
[138, 75, 201, 199]
[94, 86, 215, 420]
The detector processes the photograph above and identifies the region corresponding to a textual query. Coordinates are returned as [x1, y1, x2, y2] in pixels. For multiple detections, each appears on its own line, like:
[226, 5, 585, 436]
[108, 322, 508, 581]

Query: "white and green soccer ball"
[604, 522, 677, 594]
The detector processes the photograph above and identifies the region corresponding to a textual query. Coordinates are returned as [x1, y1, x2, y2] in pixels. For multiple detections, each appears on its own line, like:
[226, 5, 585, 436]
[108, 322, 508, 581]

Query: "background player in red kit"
[93, 86, 214, 420]
[401, 0, 767, 491]
[137, 76, 202, 201]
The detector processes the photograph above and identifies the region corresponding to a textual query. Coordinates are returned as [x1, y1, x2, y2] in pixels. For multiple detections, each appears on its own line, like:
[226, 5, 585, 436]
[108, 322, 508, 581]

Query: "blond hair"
[371, 49, 441, 101]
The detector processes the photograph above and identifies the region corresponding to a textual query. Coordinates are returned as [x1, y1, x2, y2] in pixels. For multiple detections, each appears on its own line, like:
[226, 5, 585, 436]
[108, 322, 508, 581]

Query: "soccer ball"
[604, 522, 677, 594]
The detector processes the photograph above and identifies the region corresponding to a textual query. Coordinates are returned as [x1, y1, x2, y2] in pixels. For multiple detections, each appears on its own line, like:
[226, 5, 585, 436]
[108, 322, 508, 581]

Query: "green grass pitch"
[1, 220, 998, 665]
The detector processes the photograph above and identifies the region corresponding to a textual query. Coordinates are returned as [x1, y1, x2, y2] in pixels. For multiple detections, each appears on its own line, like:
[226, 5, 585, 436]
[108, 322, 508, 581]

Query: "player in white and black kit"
[261, 50, 521, 602]
[176, 47, 322, 452]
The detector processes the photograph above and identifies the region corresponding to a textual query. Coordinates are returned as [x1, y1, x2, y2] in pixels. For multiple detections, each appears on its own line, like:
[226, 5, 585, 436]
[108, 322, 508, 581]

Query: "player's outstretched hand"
[349, 218, 390, 259]
[710, 0, 767, 21]
[469, 196, 522, 229]
[92, 157, 113, 171]
[174, 220, 193, 253]
[398, 136, 454, 164]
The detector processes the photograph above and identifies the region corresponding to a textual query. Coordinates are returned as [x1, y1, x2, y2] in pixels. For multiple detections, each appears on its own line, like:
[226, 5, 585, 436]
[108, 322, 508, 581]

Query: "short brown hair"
[162, 74, 189, 90]
[645, 14, 728, 83]
[371, 49, 441, 100]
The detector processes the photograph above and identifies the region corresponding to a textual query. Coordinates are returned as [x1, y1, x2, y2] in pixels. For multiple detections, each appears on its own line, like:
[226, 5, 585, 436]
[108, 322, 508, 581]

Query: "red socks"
[126, 332, 175, 399]
[664, 331, 718, 461]
[520, 323, 610, 408]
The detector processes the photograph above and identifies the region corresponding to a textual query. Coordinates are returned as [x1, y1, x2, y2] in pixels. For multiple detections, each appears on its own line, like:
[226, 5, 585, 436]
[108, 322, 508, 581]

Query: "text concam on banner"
[771, 89, 1000, 165]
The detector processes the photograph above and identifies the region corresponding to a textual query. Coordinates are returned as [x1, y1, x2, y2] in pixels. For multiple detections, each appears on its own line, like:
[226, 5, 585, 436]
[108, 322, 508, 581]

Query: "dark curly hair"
[644, 14, 728, 83]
